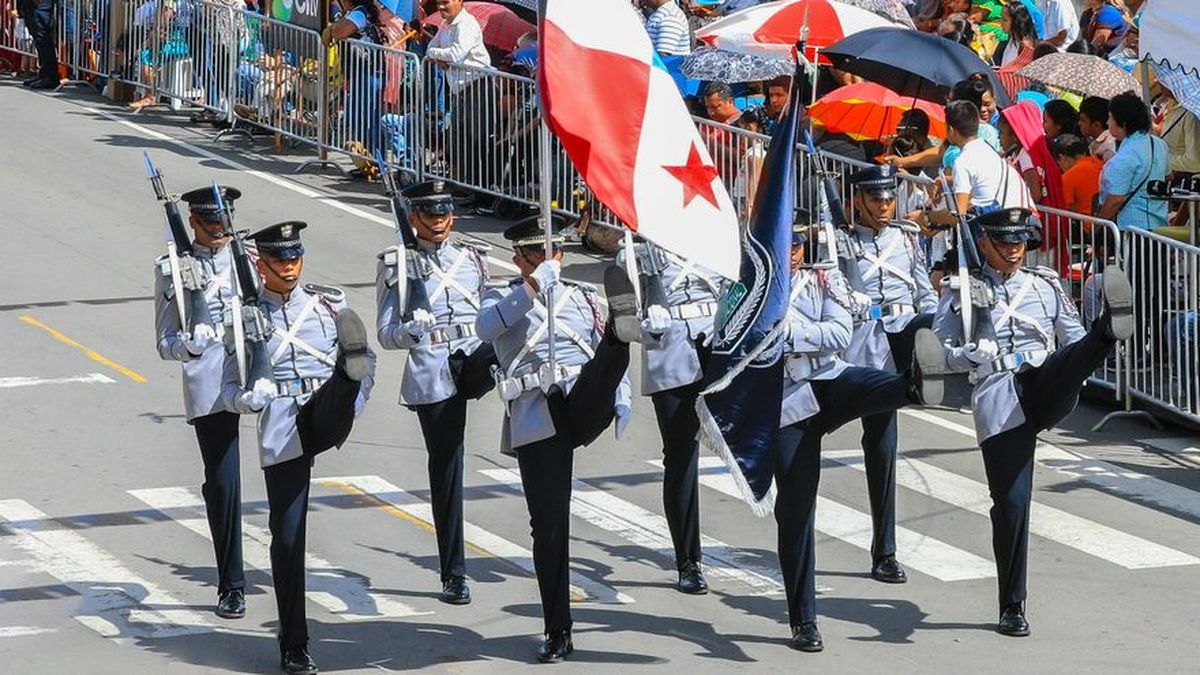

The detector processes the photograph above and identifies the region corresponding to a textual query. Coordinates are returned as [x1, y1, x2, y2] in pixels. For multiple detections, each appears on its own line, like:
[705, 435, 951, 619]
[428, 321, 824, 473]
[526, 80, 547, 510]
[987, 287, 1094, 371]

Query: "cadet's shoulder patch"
[455, 237, 492, 254]
[304, 283, 345, 303]
[1026, 266, 1060, 281]
[563, 279, 597, 294]
[377, 245, 400, 261]
[156, 254, 172, 276]
[890, 219, 921, 235]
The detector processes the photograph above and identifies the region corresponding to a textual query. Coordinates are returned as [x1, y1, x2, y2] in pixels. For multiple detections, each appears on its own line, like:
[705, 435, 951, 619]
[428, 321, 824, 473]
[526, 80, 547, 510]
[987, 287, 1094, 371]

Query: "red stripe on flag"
[540, 18, 648, 230]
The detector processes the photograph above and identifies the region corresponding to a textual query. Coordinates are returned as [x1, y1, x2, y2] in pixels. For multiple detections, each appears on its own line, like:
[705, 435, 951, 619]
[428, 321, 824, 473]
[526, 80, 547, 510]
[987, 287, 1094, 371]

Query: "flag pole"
[538, 0, 556, 374]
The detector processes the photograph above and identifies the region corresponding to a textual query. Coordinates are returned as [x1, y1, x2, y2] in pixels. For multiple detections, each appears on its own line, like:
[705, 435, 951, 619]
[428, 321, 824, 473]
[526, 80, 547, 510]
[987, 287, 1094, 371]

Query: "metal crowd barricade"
[1118, 227, 1200, 426]
[109, 0, 165, 98]
[323, 36, 421, 177]
[144, 0, 238, 116]
[55, 0, 109, 88]
[0, 0, 36, 72]
[418, 58, 513, 197]
[224, 10, 323, 145]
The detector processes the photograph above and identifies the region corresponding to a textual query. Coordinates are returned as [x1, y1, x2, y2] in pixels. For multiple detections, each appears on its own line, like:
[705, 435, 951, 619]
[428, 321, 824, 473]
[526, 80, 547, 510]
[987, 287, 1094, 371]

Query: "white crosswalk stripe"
[824, 450, 1200, 569]
[0, 373, 116, 389]
[657, 458, 996, 582]
[0, 499, 216, 641]
[128, 486, 429, 620]
[479, 467, 785, 596]
[318, 475, 634, 605]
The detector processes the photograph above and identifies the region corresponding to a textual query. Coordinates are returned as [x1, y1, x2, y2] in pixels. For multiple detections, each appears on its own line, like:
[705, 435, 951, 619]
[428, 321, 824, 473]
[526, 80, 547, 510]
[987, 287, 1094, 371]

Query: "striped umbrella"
[1016, 53, 1142, 100]
[695, 0, 904, 62]
[1154, 62, 1200, 119]
[809, 81, 946, 141]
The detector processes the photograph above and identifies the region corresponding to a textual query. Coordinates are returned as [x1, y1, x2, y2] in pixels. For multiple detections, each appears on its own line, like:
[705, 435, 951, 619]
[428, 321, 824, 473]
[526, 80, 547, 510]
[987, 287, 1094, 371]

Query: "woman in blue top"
[1083, 0, 1130, 57]
[1096, 91, 1168, 231]
[322, 0, 398, 159]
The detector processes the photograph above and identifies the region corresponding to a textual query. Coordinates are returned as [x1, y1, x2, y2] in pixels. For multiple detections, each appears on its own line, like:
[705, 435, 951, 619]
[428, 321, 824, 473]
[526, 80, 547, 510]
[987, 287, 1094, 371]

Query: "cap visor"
[416, 202, 454, 215]
[263, 246, 305, 260]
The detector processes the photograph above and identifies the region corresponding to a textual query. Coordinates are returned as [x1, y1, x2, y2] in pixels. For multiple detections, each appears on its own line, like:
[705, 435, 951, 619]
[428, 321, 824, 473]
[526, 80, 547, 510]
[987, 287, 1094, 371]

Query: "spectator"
[701, 82, 743, 184]
[1096, 91, 1169, 230]
[424, 0, 491, 81]
[996, 1, 1038, 67]
[702, 81, 741, 126]
[733, 109, 768, 221]
[1053, 133, 1103, 216]
[1043, 99, 1080, 143]
[1037, 0, 1079, 51]
[941, 99, 1033, 218]
[1157, 85, 1200, 228]
[999, 99, 1068, 270]
[640, 0, 692, 56]
[757, 76, 790, 135]
[1082, 0, 1129, 57]
[1079, 95, 1116, 162]
[941, 75, 1002, 167]
[15, 0, 59, 89]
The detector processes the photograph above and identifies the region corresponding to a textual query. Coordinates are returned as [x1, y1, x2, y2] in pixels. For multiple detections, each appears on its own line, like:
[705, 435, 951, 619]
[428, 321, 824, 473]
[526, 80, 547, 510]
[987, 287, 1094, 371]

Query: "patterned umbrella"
[695, 0, 903, 62]
[681, 46, 796, 84]
[1016, 53, 1142, 100]
[838, 0, 916, 29]
[1154, 62, 1200, 119]
[809, 81, 946, 141]
[489, 0, 537, 23]
[422, 2, 535, 53]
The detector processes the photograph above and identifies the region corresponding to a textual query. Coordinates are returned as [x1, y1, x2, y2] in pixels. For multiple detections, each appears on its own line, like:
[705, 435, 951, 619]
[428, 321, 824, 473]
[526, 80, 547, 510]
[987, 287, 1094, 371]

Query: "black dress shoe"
[27, 78, 60, 90]
[22, 75, 42, 86]
[215, 588, 245, 619]
[280, 645, 318, 674]
[998, 603, 1030, 637]
[439, 575, 471, 605]
[677, 561, 709, 595]
[537, 629, 573, 663]
[334, 308, 371, 382]
[871, 555, 908, 584]
[789, 622, 823, 652]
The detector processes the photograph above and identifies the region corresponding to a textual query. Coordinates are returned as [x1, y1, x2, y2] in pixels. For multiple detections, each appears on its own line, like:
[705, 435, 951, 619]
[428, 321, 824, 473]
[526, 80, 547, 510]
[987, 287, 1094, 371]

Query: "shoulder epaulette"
[377, 245, 400, 261]
[156, 254, 172, 276]
[563, 279, 598, 294]
[455, 237, 492, 254]
[304, 283, 345, 303]
[1025, 266, 1061, 282]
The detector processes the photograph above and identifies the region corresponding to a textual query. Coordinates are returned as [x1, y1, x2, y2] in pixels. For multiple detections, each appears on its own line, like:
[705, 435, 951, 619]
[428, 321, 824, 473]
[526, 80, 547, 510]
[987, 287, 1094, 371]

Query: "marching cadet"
[619, 240, 726, 594]
[916, 207, 1133, 638]
[475, 217, 635, 664]
[154, 185, 248, 620]
[773, 224, 928, 653]
[842, 165, 938, 584]
[375, 180, 495, 605]
[221, 222, 376, 675]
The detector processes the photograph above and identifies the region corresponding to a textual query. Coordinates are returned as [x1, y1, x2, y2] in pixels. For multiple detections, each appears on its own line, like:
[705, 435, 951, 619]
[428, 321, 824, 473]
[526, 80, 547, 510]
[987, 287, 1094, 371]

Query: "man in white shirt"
[640, 0, 692, 56]
[945, 100, 1033, 215]
[1037, 0, 1079, 51]
[427, 0, 497, 190]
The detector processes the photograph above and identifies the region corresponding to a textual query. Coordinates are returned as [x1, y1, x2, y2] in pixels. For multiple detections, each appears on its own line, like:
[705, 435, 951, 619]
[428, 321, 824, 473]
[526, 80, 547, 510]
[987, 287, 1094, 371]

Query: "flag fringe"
[695, 395, 777, 518]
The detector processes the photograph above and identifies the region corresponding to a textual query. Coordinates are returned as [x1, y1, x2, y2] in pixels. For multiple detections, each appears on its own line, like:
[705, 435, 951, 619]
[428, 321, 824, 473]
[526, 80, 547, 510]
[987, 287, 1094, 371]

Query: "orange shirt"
[1061, 155, 1103, 216]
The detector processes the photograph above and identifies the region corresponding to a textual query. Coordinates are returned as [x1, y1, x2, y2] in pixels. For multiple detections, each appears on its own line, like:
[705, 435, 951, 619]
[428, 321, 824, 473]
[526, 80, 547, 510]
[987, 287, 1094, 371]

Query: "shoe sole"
[998, 627, 1031, 638]
[215, 609, 245, 619]
[871, 573, 908, 584]
[439, 595, 472, 605]
[335, 308, 371, 382]
[790, 641, 824, 653]
[536, 645, 573, 664]
[912, 328, 948, 407]
[676, 584, 709, 595]
[1101, 267, 1134, 341]
[603, 266, 640, 344]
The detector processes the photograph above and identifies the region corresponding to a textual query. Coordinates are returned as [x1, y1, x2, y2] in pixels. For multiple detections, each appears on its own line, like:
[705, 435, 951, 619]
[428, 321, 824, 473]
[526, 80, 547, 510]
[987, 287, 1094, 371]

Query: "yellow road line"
[19, 316, 148, 384]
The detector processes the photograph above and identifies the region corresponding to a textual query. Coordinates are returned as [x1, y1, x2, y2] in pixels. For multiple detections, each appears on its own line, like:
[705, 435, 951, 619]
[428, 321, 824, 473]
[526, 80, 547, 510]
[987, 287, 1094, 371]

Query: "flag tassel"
[694, 396, 777, 518]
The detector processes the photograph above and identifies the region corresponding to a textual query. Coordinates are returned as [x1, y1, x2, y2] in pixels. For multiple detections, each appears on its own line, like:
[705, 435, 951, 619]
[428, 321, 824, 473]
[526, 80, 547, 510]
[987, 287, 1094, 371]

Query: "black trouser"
[192, 411, 245, 596]
[980, 324, 1116, 610]
[516, 332, 630, 634]
[268, 362, 363, 652]
[857, 313, 934, 560]
[775, 367, 919, 625]
[651, 381, 703, 568]
[414, 395, 468, 582]
[265, 454, 312, 653]
[17, 0, 57, 81]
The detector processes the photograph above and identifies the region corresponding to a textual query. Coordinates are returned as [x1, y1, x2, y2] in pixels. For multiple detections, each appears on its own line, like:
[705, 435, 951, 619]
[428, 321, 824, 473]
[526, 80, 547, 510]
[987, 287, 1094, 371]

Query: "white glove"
[530, 260, 561, 292]
[962, 338, 999, 365]
[239, 377, 277, 412]
[614, 403, 631, 440]
[182, 323, 218, 356]
[850, 291, 873, 314]
[403, 308, 436, 338]
[641, 304, 671, 335]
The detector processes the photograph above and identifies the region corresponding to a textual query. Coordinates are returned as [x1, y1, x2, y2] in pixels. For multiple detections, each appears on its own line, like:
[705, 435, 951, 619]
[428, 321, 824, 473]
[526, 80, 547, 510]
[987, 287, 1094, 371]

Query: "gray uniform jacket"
[932, 266, 1086, 442]
[780, 268, 854, 428]
[476, 279, 632, 452]
[221, 284, 376, 468]
[375, 238, 489, 406]
[154, 244, 237, 422]
[619, 246, 727, 395]
[844, 223, 938, 371]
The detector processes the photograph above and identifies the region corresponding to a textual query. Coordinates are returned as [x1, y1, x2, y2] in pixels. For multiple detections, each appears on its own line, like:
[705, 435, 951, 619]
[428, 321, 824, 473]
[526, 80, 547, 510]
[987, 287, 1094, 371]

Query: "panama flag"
[539, 0, 741, 280]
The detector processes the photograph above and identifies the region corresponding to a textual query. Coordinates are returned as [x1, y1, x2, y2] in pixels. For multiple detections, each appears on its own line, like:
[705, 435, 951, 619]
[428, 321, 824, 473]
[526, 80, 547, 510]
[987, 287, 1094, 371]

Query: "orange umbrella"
[808, 81, 946, 142]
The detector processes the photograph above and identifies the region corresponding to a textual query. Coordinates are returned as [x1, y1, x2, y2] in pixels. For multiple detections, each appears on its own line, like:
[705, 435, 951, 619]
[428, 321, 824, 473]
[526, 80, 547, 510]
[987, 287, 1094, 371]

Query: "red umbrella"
[695, 0, 903, 63]
[808, 81, 947, 141]
[422, 2, 534, 53]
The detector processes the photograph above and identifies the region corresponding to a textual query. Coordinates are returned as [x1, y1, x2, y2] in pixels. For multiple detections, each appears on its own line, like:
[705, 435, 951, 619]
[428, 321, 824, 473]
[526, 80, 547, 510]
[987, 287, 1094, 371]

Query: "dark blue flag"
[694, 69, 803, 517]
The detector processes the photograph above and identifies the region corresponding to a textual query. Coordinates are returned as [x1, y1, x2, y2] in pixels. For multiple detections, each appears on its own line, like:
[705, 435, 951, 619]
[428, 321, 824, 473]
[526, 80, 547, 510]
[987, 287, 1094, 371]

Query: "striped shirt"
[645, 1, 692, 56]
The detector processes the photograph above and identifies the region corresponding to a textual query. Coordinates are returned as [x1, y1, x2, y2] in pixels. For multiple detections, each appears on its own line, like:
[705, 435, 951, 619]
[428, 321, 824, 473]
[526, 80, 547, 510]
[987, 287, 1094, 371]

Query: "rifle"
[143, 152, 213, 332]
[936, 173, 996, 344]
[803, 130, 870, 296]
[375, 151, 433, 321]
[211, 183, 274, 387]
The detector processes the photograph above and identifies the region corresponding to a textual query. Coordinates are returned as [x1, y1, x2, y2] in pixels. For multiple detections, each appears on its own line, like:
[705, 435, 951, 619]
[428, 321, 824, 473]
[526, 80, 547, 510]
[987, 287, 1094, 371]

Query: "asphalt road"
[2, 80, 1199, 675]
